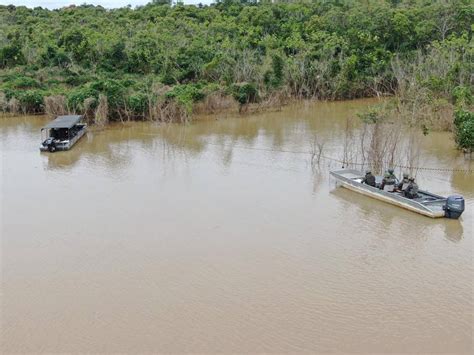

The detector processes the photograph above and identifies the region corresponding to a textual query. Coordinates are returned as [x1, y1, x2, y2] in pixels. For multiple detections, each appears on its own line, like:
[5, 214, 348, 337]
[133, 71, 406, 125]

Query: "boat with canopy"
[40, 115, 87, 152]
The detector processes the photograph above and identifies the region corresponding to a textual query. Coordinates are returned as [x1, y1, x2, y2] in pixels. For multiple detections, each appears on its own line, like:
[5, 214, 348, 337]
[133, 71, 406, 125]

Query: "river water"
[1, 99, 473, 353]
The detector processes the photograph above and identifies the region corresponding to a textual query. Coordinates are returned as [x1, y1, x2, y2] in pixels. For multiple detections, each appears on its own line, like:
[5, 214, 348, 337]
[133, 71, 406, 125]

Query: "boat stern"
[443, 195, 465, 219]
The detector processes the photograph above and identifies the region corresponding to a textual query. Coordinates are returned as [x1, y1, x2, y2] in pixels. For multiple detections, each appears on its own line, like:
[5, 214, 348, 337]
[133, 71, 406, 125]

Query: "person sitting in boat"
[397, 172, 410, 191]
[362, 170, 376, 187]
[404, 177, 419, 199]
[387, 168, 397, 182]
[380, 172, 396, 192]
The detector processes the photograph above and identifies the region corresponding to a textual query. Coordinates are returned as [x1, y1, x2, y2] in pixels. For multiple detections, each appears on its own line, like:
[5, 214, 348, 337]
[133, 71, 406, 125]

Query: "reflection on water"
[1, 99, 472, 353]
[330, 187, 464, 243]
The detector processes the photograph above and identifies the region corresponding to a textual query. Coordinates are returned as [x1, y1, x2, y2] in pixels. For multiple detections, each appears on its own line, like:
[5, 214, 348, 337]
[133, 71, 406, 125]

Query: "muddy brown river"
[1, 99, 473, 353]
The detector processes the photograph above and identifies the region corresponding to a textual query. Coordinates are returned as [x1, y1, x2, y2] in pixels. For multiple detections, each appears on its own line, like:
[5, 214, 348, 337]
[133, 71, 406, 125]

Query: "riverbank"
[0, 94, 359, 123]
[1, 2, 471, 126]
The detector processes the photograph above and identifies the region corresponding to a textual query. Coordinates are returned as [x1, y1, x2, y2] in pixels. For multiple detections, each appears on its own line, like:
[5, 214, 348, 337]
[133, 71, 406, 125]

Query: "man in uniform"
[397, 172, 410, 191]
[362, 170, 376, 187]
[380, 172, 395, 191]
[404, 177, 419, 199]
[388, 168, 397, 182]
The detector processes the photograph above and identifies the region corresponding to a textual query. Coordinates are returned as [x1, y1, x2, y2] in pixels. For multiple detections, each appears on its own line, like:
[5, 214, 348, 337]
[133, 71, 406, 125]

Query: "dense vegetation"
[0, 0, 472, 147]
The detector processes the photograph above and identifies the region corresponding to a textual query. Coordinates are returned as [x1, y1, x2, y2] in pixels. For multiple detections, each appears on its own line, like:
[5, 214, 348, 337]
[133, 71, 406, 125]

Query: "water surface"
[1, 99, 472, 353]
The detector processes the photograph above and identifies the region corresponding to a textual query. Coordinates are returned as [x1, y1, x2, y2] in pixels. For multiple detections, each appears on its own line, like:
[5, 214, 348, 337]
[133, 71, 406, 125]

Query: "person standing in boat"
[397, 172, 410, 191]
[362, 170, 376, 187]
[404, 177, 419, 199]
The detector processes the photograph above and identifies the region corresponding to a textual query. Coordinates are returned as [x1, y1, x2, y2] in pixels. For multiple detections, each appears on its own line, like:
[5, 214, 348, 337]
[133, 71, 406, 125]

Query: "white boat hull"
[40, 126, 87, 152]
[331, 169, 448, 218]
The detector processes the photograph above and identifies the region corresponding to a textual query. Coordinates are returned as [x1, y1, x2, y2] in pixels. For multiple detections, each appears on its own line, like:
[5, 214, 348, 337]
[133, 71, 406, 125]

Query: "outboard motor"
[48, 140, 56, 152]
[444, 195, 465, 219]
[43, 138, 56, 152]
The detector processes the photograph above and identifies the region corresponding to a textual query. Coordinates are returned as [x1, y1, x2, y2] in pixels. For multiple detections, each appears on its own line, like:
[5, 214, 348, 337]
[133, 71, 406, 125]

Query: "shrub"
[62, 68, 96, 86]
[165, 84, 206, 112]
[264, 54, 285, 89]
[0, 43, 25, 68]
[17, 90, 44, 113]
[11, 76, 41, 89]
[67, 87, 99, 112]
[40, 46, 70, 68]
[89, 80, 126, 111]
[165, 84, 205, 101]
[357, 108, 386, 124]
[456, 119, 474, 151]
[67, 80, 127, 118]
[127, 93, 148, 115]
[454, 109, 474, 151]
[232, 83, 259, 105]
[452, 86, 473, 106]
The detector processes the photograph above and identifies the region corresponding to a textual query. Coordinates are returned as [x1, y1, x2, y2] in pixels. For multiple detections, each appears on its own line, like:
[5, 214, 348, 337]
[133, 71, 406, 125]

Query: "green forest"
[0, 0, 473, 148]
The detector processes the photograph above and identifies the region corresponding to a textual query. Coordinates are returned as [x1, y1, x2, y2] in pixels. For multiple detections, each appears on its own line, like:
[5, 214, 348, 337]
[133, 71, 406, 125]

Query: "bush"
[357, 107, 386, 124]
[89, 79, 126, 110]
[0, 74, 41, 90]
[165, 84, 205, 101]
[454, 109, 474, 151]
[62, 69, 96, 86]
[11, 76, 41, 89]
[67, 80, 127, 117]
[165, 84, 206, 112]
[0, 43, 25, 68]
[264, 54, 285, 89]
[67, 86, 99, 112]
[127, 93, 148, 115]
[40, 46, 70, 68]
[453, 86, 473, 106]
[17, 90, 44, 113]
[232, 83, 259, 105]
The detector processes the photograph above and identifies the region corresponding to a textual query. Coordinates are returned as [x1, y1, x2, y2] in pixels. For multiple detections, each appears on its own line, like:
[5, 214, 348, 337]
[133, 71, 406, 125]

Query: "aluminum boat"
[330, 169, 465, 219]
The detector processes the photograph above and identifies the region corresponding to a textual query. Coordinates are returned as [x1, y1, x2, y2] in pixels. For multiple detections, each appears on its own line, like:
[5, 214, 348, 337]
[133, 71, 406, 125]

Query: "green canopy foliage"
[454, 108, 474, 151]
[0, 0, 472, 123]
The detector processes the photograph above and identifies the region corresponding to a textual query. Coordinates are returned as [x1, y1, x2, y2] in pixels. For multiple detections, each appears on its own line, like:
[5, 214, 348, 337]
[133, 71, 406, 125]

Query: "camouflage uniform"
[387, 168, 397, 182]
[397, 173, 410, 191]
[404, 178, 419, 199]
[362, 171, 376, 187]
[380, 172, 395, 191]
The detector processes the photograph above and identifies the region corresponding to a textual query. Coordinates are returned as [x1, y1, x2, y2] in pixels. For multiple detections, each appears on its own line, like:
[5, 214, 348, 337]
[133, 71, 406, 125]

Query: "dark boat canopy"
[42, 115, 82, 130]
